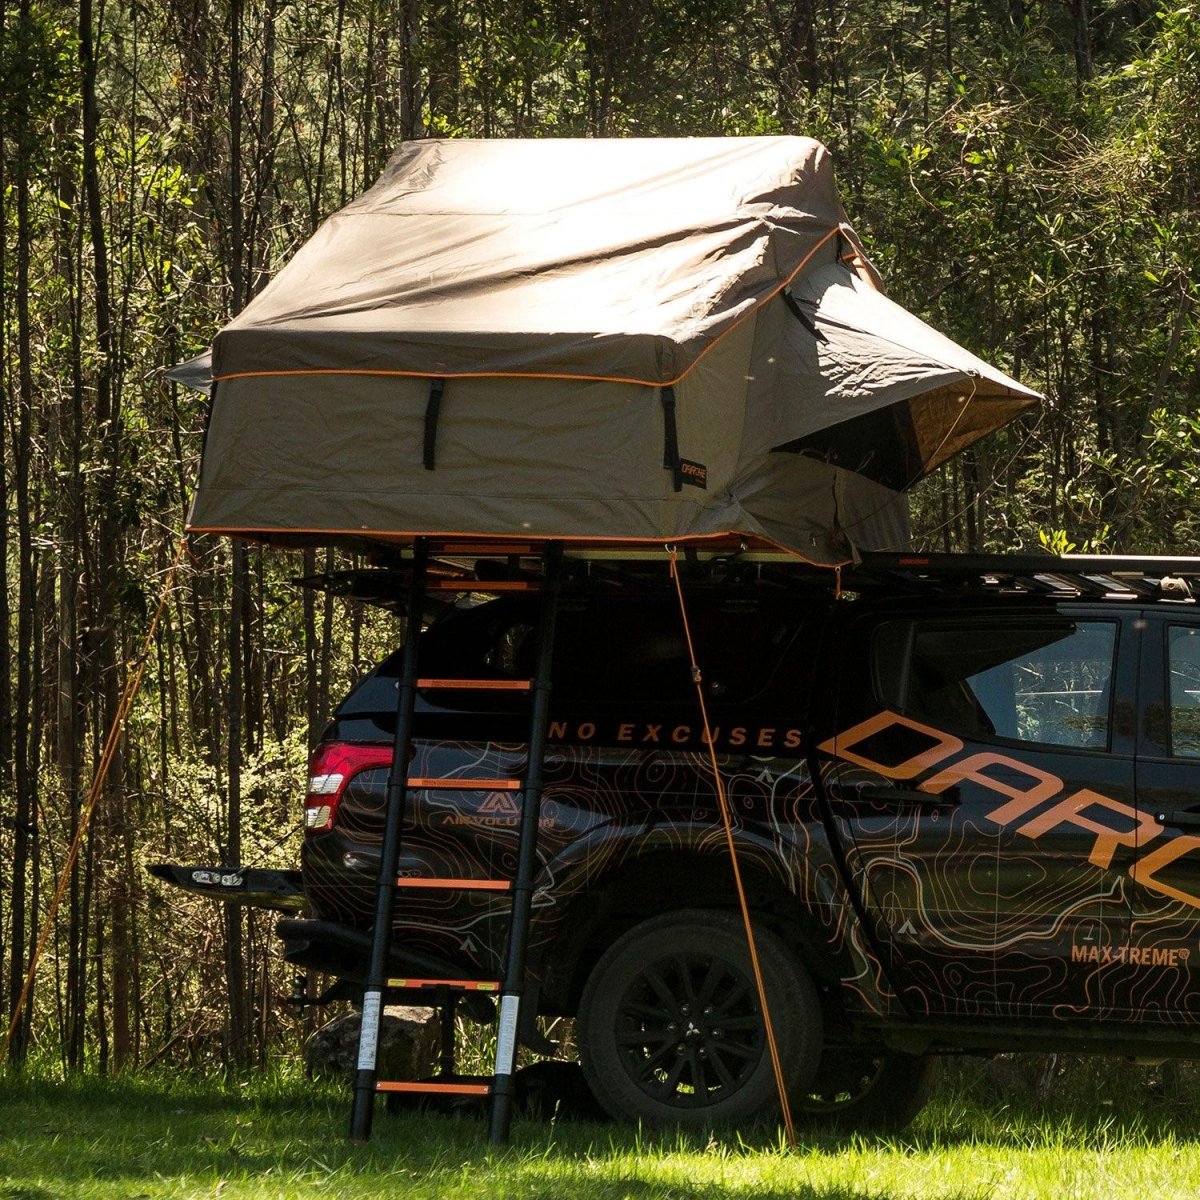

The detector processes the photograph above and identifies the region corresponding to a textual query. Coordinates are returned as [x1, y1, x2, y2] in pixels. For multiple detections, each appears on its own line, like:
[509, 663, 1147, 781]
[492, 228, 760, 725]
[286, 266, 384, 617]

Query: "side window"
[552, 599, 803, 709]
[874, 616, 1118, 750]
[484, 621, 536, 679]
[1167, 624, 1200, 758]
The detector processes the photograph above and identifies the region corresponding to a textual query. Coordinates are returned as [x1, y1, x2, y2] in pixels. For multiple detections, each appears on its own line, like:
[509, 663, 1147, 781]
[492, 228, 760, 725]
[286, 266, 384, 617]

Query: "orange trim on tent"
[183, 522, 852, 570]
[836, 222, 883, 293]
[209, 227, 842, 389]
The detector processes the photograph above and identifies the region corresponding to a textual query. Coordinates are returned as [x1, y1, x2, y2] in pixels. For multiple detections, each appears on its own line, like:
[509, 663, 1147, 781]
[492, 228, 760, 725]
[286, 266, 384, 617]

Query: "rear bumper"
[276, 917, 496, 1020]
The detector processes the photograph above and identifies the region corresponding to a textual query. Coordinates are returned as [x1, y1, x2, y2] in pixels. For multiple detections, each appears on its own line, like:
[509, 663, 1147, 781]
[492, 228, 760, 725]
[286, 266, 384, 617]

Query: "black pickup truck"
[155, 553, 1200, 1129]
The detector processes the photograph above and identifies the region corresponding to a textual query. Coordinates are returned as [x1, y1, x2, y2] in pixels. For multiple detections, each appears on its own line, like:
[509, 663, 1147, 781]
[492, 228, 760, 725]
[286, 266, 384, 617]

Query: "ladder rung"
[396, 877, 511, 892]
[426, 579, 540, 593]
[434, 541, 541, 555]
[417, 678, 532, 691]
[386, 977, 500, 992]
[407, 777, 521, 791]
[377, 1080, 492, 1096]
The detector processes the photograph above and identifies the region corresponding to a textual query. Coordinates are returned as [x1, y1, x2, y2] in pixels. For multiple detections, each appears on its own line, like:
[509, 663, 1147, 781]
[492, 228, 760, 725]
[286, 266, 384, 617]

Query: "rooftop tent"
[180, 136, 1039, 564]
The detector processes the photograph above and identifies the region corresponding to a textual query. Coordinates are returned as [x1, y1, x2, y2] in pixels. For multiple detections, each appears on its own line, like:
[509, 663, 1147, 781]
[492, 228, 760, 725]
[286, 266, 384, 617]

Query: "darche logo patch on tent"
[679, 460, 707, 489]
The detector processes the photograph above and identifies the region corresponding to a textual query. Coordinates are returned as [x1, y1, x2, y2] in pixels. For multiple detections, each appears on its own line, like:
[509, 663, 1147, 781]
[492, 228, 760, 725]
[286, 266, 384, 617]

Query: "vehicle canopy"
[177, 136, 1039, 564]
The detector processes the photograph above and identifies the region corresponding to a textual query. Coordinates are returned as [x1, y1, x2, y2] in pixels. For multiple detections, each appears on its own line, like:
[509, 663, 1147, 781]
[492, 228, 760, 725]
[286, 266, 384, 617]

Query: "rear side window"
[552, 599, 800, 709]
[420, 594, 808, 713]
[1167, 624, 1200, 758]
[874, 616, 1117, 750]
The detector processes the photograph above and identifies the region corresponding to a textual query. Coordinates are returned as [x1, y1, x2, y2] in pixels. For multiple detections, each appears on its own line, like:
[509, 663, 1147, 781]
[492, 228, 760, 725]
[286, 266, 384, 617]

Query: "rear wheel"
[577, 909, 822, 1126]
[800, 1049, 939, 1131]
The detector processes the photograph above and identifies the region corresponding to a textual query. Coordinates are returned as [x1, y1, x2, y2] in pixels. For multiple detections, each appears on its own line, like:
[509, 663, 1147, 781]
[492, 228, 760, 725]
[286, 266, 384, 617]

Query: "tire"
[800, 1049, 939, 1132]
[577, 909, 822, 1126]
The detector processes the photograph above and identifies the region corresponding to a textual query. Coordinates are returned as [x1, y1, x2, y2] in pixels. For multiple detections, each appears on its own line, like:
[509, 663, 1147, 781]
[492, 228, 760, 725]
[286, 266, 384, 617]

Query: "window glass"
[1168, 625, 1200, 758]
[551, 599, 801, 708]
[426, 594, 808, 712]
[874, 617, 1117, 750]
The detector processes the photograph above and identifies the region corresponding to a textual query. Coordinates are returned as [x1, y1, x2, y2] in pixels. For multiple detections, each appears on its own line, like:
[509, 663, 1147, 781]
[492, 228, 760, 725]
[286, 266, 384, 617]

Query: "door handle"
[831, 782, 959, 807]
[1155, 810, 1200, 830]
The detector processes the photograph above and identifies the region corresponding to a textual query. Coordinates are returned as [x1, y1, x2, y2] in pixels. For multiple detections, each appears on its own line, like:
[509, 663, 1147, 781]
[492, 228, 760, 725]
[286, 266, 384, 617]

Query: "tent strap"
[660, 385, 683, 492]
[781, 288, 826, 342]
[423, 377, 446, 470]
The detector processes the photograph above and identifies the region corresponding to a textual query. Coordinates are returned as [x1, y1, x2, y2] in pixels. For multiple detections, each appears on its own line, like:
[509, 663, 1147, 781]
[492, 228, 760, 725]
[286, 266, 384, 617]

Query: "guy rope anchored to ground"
[2, 534, 190, 1062]
[666, 546, 798, 1147]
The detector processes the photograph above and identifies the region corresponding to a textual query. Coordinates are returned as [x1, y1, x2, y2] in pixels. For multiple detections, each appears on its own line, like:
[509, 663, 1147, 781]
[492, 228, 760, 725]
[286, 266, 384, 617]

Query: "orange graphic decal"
[827, 710, 1200, 913]
[1129, 834, 1200, 908]
[1016, 788, 1162, 869]
[819, 711, 963, 780]
[923, 752, 1060, 815]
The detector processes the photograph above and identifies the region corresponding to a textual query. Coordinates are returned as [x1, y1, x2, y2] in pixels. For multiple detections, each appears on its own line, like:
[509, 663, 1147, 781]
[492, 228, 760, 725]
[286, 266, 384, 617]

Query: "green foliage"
[0, 5, 77, 157]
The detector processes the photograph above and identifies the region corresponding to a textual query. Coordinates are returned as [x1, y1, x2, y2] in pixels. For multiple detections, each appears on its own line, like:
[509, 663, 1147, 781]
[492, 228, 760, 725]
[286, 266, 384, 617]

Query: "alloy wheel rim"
[613, 952, 764, 1107]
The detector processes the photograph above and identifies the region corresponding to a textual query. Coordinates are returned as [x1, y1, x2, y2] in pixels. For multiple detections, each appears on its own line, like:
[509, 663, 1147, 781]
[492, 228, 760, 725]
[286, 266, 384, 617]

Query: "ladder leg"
[489, 542, 563, 1144]
[439, 997, 458, 1077]
[350, 539, 429, 1143]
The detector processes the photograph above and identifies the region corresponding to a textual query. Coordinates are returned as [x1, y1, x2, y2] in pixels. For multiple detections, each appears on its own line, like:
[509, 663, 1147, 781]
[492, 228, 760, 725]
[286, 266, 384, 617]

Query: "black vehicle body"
[159, 554, 1200, 1124]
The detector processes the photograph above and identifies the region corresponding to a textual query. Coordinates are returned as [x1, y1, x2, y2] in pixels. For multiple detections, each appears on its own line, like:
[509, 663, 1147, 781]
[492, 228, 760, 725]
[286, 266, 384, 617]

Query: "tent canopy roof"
[181, 136, 1039, 563]
[212, 136, 868, 386]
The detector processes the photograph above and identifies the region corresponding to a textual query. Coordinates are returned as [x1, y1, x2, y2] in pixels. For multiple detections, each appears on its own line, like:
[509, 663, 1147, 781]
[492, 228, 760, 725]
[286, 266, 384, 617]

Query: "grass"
[1, 1060, 1199, 1200]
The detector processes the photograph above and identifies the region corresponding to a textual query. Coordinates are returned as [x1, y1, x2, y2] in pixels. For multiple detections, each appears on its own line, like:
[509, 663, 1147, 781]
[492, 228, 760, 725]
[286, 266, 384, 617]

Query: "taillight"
[304, 742, 393, 834]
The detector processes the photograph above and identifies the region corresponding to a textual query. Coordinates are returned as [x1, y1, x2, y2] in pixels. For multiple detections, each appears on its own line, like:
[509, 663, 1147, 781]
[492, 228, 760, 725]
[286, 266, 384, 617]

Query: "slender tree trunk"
[0, 0, 13, 1031]
[8, 0, 37, 1066]
[399, 0, 422, 139]
[224, 0, 250, 1067]
[1069, 0, 1092, 87]
[319, 547, 335, 732]
[82, 0, 135, 1070]
[55, 105, 87, 1072]
[303, 548, 318, 747]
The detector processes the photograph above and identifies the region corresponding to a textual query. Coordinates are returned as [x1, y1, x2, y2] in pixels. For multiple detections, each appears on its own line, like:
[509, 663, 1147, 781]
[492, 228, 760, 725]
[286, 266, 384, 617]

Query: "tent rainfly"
[176, 136, 1039, 564]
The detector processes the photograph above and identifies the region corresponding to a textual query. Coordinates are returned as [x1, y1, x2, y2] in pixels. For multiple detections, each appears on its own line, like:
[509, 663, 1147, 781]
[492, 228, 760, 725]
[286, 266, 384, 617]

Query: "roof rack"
[848, 553, 1200, 601]
[292, 549, 1200, 609]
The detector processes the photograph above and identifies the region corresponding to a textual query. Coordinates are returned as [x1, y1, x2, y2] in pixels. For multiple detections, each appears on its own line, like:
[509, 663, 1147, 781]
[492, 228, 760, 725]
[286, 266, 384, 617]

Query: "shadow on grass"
[2, 1066, 1198, 1199]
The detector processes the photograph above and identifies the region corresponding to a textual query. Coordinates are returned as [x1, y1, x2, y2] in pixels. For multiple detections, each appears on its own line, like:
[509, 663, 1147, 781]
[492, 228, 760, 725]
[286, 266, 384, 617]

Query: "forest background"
[0, 0, 1197, 1074]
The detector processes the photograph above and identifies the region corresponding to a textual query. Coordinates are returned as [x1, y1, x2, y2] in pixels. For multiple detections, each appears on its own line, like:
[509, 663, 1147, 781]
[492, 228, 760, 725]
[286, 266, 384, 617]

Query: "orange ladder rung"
[396, 877, 511, 891]
[426, 579, 540, 593]
[433, 541, 542, 556]
[407, 777, 521, 791]
[417, 678, 532, 691]
[376, 1080, 492, 1096]
[386, 977, 501, 992]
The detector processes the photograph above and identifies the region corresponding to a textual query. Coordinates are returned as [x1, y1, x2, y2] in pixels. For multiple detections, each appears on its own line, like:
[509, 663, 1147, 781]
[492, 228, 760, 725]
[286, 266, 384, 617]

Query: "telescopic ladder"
[349, 537, 563, 1145]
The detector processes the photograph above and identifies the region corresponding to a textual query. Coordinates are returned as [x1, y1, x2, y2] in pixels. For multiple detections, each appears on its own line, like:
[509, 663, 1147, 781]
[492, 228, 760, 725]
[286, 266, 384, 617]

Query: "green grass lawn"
[1, 1063, 1198, 1200]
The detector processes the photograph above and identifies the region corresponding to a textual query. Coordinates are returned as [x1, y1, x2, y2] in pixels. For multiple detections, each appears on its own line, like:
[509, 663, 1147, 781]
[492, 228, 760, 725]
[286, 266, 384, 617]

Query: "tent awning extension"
[176, 136, 1039, 564]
